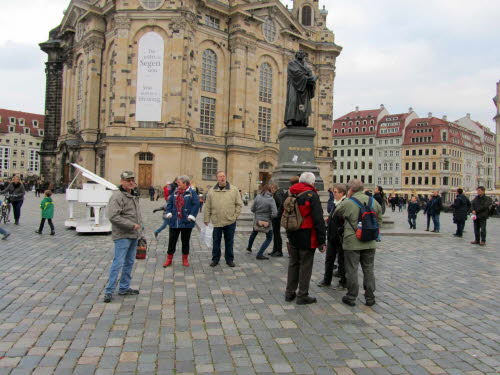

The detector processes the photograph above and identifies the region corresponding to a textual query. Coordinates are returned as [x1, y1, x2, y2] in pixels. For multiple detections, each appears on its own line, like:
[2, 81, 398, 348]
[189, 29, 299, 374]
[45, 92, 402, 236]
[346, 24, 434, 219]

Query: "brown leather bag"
[254, 220, 271, 233]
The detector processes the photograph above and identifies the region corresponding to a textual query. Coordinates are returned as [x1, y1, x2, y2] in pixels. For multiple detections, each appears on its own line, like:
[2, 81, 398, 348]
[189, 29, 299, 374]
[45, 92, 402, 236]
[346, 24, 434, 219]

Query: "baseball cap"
[120, 171, 135, 179]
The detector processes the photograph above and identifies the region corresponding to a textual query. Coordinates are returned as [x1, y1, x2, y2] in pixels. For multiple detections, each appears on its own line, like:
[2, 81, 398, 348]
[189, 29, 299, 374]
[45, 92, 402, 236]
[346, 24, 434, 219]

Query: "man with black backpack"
[283, 172, 326, 305]
[335, 179, 382, 307]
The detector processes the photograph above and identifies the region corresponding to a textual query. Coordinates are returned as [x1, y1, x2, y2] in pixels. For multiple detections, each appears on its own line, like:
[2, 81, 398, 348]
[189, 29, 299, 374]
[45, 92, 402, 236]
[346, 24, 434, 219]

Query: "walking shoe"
[285, 293, 296, 302]
[333, 270, 340, 278]
[182, 254, 189, 267]
[297, 296, 317, 305]
[154, 232, 158, 239]
[2, 233, 10, 240]
[226, 261, 235, 267]
[270, 252, 283, 257]
[470, 241, 479, 244]
[210, 261, 219, 267]
[163, 254, 173, 268]
[246, 248, 252, 252]
[50, 231, 55, 236]
[103, 293, 113, 303]
[256, 255, 269, 260]
[479, 241, 486, 246]
[35, 230, 42, 234]
[365, 299, 376, 307]
[453, 234, 462, 237]
[425, 228, 429, 231]
[430, 229, 436, 232]
[338, 281, 347, 289]
[342, 296, 356, 306]
[317, 280, 331, 287]
[118, 289, 139, 296]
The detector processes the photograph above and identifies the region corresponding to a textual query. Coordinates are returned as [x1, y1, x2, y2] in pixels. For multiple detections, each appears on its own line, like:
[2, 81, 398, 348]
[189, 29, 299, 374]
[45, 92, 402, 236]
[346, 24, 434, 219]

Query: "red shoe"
[163, 254, 173, 268]
[182, 254, 189, 267]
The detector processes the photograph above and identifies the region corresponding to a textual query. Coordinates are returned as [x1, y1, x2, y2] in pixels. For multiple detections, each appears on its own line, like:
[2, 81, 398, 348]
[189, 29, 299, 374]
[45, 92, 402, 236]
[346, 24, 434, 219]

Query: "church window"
[200, 97, 216, 135]
[263, 17, 276, 43]
[139, 152, 154, 161]
[202, 49, 217, 93]
[302, 5, 312, 26]
[139, 0, 164, 10]
[202, 157, 218, 180]
[259, 63, 273, 103]
[258, 106, 271, 142]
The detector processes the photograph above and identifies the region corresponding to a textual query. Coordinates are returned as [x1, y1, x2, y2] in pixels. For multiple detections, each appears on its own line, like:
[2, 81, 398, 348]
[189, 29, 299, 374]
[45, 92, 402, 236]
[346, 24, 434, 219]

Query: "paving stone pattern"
[0, 193, 499, 375]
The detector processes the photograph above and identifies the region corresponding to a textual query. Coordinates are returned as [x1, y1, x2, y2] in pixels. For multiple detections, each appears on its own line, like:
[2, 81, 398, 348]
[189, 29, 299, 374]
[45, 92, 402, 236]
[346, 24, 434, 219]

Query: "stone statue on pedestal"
[284, 50, 317, 127]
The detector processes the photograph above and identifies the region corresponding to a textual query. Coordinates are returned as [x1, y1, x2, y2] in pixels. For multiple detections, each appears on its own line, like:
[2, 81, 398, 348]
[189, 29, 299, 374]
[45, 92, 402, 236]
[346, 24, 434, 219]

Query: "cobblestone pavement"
[0, 193, 499, 375]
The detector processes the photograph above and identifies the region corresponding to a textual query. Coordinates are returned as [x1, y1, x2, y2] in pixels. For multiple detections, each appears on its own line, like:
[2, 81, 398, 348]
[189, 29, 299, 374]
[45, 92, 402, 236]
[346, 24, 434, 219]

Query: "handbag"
[253, 220, 271, 233]
[136, 236, 147, 259]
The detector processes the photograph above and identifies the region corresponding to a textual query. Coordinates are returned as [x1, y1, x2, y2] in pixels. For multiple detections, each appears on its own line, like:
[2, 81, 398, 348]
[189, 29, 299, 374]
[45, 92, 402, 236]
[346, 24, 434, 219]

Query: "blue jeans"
[247, 230, 273, 257]
[212, 222, 236, 263]
[154, 218, 169, 234]
[431, 213, 440, 231]
[0, 226, 9, 236]
[105, 238, 138, 294]
[408, 214, 416, 228]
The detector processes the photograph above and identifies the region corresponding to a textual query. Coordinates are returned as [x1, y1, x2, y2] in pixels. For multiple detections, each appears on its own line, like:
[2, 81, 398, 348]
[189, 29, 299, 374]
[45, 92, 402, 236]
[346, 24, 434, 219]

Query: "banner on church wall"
[136, 32, 164, 122]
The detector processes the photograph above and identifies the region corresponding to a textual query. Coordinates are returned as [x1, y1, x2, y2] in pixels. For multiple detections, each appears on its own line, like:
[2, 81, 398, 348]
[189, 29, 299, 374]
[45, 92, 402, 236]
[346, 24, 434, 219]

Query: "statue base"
[272, 127, 324, 191]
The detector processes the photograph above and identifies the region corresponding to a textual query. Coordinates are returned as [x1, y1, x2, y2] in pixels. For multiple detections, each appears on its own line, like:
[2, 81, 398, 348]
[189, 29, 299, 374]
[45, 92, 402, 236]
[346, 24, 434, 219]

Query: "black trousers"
[286, 246, 315, 298]
[271, 218, 282, 254]
[473, 218, 487, 242]
[39, 218, 54, 233]
[455, 220, 465, 236]
[167, 228, 193, 255]
[11, 200, 23, 223]
[323, 241, 345, 285]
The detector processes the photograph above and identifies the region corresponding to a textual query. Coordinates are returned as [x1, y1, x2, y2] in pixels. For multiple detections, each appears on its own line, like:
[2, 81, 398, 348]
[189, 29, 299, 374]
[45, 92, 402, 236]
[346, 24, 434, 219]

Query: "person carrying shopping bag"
[246, 185, 278, 260]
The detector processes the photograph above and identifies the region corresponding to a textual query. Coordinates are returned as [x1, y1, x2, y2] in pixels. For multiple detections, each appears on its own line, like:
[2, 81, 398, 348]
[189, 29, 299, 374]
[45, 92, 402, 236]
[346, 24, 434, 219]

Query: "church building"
[40, 0, 341, 192]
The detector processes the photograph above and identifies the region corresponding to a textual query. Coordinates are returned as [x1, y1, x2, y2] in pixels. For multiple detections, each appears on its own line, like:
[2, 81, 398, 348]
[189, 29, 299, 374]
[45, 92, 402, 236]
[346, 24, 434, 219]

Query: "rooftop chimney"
[408, 107, 413, 113]
[380, 104, 385, 109]
[355, 106, 359, 112]
[428, 112, 432, 118]
[466, 113, 471, 118]
[442, 115, 447, 121]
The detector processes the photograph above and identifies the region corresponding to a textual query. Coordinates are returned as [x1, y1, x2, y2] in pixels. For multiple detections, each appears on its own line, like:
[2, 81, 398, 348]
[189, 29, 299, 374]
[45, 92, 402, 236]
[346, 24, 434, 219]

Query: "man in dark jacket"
[318, 183, 347, 288]
[285, 172, 326, 305]
[428, 191, 442, 233]
[451, 188, 471, 237]
[470, 186, 493, 245]
[270, 183, 286, 257]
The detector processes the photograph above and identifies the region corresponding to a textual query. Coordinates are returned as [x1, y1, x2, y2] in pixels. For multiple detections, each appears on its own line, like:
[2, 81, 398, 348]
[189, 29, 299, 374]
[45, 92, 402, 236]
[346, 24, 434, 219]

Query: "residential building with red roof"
[374, 108, 418, 190]
[401, 115, 483, 202]
[332, 105, 389, 188]
[0, 109, 45, 179]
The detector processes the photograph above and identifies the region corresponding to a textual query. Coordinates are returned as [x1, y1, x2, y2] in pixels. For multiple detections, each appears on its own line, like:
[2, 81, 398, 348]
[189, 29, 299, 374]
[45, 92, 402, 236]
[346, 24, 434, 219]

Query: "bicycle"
[1, 193, 11, 224]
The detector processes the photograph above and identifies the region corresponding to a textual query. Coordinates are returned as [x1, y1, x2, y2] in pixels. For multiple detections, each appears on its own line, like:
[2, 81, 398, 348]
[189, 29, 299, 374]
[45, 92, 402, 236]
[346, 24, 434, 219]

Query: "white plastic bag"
[200, 223, 213, 248]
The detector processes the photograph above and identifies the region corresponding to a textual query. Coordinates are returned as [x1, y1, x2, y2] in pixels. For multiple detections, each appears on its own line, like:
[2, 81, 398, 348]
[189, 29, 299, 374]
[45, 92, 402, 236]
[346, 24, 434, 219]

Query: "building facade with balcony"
[332, 106, 388, 189]
[0, 109, 44, 180]
[374, 109, 418, 190]
[402, 116, 482, 202]
[40, 0, 341, 192]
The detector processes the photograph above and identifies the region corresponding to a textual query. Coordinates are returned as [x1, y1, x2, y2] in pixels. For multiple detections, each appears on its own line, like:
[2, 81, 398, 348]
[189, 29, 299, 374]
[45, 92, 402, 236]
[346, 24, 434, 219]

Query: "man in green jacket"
[204, 171, 243, 267]
[334, 179, 382, 307]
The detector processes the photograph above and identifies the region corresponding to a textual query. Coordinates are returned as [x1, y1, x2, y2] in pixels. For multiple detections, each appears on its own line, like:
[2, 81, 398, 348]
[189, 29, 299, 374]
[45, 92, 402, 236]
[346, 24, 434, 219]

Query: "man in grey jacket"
[104, 171, 143, 303]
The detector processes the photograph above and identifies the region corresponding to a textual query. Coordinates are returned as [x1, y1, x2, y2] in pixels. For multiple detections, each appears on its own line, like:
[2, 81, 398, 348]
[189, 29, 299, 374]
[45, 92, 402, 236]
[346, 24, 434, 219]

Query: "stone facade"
[494, 81, 500, 189]
[40, 0, 341, 192]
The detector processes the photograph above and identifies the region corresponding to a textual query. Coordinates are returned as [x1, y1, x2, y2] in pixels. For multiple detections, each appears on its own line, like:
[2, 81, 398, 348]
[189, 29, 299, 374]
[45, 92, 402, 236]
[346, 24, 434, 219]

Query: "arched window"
[76, 60, 84, 131]
[259, 161, 273, 169]
[259, 63, 273, 103]
[263, 17, 277, 43]
[202, 49, 217, 93]
[302, 5, 312, 26]
[202, 157, 218, 180]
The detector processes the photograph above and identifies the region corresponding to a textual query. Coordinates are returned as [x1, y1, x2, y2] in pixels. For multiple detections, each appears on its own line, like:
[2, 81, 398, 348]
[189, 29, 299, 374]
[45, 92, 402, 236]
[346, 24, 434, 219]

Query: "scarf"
[334, 196, 346, 205]
[175, 186, 188, 218]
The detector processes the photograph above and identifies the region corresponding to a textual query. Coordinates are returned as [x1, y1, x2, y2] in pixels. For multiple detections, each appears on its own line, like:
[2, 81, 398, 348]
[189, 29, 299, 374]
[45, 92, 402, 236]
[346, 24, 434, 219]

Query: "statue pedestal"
[272, 127, 324, 191]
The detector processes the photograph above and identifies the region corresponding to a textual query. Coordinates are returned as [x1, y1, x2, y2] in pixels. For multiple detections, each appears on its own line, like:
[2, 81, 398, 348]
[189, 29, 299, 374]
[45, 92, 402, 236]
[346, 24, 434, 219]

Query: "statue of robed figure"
[284, 50, 317, 127]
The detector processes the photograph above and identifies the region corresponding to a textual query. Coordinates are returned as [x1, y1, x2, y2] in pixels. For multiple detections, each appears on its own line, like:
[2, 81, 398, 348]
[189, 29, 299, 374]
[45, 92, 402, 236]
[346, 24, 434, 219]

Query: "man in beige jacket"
[204, 171, 243, 267]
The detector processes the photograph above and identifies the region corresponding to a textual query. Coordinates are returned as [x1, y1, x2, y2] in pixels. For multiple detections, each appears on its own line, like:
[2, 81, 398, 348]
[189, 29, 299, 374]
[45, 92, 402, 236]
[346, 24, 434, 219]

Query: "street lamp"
[248, 171, 252, 196]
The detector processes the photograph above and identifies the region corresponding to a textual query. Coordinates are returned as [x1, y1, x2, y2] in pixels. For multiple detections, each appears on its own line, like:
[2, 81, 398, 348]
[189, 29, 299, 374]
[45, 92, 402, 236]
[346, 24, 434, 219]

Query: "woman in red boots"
[163, 175, 200, 267]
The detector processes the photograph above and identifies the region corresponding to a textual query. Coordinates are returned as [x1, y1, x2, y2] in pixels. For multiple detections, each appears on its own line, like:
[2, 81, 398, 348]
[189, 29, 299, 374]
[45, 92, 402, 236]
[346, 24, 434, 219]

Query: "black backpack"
[348, 196, 379, 241]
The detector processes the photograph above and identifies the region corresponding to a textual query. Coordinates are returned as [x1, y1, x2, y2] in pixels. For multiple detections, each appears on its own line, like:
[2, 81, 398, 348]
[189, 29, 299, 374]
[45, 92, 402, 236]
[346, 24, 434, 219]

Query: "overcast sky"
[0, 0, 499, 130]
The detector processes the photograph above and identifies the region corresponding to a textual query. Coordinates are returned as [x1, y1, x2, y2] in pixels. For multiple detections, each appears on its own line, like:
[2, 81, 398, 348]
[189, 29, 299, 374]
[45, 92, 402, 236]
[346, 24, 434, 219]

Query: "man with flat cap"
[104, 171, 143, 303]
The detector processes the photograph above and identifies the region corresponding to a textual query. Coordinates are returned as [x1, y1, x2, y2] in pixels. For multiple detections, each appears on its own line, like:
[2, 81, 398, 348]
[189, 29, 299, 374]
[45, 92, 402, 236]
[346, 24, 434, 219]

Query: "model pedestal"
[272, 127, 324, 191]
